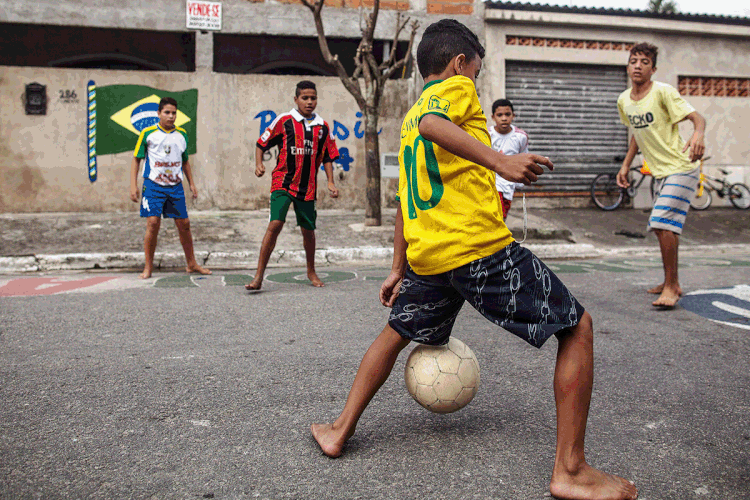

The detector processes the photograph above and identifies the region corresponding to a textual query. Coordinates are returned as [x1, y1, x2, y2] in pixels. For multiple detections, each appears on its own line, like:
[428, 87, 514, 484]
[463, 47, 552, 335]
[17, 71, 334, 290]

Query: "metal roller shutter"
[505, 61, 628, 194]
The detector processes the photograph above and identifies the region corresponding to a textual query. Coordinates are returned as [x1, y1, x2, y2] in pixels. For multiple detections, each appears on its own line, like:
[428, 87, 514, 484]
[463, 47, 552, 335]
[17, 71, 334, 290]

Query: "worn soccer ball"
[404, 337, 480, 414]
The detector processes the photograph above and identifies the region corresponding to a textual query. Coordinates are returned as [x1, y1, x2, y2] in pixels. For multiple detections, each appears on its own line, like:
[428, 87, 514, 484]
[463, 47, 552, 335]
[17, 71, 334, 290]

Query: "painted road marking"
[154, 275, 199, 288]
[222, 274, 253, 287]
[0, 276, 118, 297]
[680, 285, 750, 330]
[265, 271, 357, 284]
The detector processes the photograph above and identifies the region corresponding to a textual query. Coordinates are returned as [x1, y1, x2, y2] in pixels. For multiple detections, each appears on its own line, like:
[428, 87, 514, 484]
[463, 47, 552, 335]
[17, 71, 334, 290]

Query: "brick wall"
[426, 0, 473, 15]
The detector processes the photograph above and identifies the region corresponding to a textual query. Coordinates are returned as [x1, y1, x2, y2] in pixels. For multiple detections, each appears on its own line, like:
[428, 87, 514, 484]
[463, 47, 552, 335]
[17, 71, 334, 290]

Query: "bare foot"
[139, 267, 153, 279]
[186, 265, 212, 275]
[245, 276, 263, 291]
[308, 272, 325, 287]
[647, 283, 664, 294]
[310, 423, 353, 458]
[647, 283, 682, 296]
[652, 288, 680, 308]
[550, 463, 637, 500]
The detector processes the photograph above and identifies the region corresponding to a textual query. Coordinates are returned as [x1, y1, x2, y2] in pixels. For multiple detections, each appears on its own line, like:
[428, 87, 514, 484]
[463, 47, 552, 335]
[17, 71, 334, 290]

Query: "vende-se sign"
[186, 0, 222, 31]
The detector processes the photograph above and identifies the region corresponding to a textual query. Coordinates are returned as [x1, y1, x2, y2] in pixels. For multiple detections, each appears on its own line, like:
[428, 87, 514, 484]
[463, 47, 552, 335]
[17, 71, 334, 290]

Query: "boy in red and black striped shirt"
[246, 80, 339, 291]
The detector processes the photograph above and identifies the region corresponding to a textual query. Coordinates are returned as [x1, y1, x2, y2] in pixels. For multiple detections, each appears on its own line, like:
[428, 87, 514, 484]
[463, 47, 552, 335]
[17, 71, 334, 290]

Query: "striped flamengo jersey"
[257, 108, 339, 201]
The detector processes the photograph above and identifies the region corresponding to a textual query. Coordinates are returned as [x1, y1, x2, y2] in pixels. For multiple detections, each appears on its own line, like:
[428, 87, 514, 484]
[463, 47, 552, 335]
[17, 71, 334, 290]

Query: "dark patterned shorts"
[388, 243, 585, 348]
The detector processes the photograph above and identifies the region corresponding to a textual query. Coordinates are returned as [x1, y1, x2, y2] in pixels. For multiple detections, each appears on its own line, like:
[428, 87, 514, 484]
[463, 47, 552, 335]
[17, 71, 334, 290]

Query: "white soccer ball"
[404, 337, 480, 414]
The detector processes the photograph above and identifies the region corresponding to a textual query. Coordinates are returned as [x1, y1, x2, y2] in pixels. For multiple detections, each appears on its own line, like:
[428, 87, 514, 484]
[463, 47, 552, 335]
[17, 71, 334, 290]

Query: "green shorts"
[269, 190, 316, 230]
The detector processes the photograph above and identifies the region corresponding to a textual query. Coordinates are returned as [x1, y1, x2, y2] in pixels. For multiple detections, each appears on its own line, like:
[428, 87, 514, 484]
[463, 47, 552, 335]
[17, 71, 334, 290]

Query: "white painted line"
[711, 300, 750, 320]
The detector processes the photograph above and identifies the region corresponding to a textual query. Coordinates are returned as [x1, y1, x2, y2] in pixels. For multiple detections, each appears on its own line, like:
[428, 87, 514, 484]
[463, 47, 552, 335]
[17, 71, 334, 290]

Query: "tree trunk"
[364, 107, 381, 226]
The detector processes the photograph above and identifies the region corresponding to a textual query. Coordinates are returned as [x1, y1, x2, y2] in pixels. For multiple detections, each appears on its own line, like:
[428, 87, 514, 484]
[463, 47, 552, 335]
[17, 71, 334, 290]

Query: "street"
[1, 251, 749, 499]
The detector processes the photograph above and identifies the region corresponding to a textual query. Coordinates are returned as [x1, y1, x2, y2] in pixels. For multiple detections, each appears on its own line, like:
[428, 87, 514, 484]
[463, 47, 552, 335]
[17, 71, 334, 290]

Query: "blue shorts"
[388, 243, 585, 348]
[140, 179, 188, 219]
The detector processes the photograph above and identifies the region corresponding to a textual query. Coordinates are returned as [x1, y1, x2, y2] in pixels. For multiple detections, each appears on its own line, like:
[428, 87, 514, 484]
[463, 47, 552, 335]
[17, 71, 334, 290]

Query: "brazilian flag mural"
[95, 84, 198, 156]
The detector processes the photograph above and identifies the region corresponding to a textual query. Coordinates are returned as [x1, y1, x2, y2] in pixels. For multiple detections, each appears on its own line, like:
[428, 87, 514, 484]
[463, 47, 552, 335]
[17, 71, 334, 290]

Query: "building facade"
[1, 1, 749, 212]
[482, 2, 750, 207]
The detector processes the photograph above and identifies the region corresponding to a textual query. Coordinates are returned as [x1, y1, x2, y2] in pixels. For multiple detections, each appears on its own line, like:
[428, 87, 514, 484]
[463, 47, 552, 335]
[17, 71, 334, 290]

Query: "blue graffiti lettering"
[332, 120, 350, 141]
[254, 110, 277, 136]
[334, 147, 353, 171]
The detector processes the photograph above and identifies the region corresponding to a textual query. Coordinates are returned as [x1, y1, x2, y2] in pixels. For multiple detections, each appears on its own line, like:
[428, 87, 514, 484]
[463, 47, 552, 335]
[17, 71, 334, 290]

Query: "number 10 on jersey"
[403, 135, 444, 220]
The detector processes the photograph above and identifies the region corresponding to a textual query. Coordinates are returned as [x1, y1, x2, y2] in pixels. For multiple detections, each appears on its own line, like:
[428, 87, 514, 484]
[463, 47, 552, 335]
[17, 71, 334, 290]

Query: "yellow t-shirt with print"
[397, 75, 513, 276]
[617, 81, 696, 179]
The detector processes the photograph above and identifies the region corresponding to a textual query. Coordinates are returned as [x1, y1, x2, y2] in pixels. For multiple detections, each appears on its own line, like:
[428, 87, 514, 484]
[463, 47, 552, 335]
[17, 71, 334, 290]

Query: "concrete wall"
[0, 0, 490, 213]
[483, 8, 750, 207]
[0, 65, 414, 212]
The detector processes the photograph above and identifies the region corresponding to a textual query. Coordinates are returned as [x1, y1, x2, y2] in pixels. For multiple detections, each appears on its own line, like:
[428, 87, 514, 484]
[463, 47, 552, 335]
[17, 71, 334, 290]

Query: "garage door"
[505, 61, 628, 194]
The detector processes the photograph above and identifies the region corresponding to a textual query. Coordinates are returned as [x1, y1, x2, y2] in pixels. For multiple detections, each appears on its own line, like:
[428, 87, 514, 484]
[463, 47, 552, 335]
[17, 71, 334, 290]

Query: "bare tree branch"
[382, 20, 418, 81]
[301, 0, 419, 225]
[301, 0, 365, 108]
[380, 12, 408, 71]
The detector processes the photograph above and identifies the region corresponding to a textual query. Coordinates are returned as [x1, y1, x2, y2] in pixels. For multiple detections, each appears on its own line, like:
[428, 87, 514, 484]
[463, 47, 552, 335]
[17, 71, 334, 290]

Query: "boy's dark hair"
[416, 19, 485, 79]
[492, 99, 514, 114]
[296, 80, 317, 97]
[629, 42, 658, 67]
[158, 96, 178, 112]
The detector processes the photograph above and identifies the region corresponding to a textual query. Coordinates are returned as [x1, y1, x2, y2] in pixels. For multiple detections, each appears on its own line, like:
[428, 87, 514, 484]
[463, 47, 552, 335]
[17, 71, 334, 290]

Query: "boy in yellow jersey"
[312, 19, 637, 500]
[616, 43, 705, 309]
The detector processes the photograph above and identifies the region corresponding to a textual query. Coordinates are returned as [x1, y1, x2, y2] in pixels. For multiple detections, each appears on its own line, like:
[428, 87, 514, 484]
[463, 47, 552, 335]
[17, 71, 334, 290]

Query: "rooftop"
[485, 1, 750, 26]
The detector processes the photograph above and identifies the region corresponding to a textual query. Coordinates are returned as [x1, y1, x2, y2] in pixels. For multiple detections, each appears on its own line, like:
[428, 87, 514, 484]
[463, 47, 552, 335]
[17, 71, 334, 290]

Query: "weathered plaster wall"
[0, 66, 412, 212]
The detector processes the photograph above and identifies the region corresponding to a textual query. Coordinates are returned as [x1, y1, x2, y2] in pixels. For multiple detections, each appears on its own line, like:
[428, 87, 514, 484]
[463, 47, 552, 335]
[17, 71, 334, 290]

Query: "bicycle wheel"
[626, 168, 645, 199]
[591, 173, 624, 210]
[729, 183, 750, 209]
[691, 187, 712, 210]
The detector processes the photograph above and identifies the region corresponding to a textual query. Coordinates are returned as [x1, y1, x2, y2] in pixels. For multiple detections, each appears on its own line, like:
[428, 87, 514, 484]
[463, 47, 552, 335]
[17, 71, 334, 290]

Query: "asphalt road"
[1, 253, 749, 499]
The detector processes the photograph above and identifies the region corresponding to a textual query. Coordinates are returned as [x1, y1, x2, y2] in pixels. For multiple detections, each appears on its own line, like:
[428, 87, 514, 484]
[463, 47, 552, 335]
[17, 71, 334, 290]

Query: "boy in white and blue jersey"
[129, 97, 211, 279]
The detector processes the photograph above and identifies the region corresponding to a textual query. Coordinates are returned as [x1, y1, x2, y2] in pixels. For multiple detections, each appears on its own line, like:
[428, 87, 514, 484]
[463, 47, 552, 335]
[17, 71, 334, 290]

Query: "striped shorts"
[648, 167, 700, 234]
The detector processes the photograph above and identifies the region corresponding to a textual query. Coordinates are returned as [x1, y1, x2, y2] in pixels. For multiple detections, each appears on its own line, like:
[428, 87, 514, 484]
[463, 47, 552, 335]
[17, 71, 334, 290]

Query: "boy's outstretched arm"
[419, 115, 553, 184]
[681, 111, 706, 161]
[380, 204, 407, 308]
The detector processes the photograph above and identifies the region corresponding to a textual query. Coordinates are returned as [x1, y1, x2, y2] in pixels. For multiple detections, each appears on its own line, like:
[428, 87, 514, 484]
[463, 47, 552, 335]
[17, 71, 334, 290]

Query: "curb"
[2, 243, 749, 274]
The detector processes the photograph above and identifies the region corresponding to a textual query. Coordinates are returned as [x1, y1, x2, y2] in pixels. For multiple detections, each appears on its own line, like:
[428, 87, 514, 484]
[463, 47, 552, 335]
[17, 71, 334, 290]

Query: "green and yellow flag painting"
[95, 85, 198, 155]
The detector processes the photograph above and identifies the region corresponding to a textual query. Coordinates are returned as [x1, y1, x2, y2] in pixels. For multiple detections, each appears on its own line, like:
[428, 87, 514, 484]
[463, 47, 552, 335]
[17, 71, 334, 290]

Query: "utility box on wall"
[25, 82, 47, 115]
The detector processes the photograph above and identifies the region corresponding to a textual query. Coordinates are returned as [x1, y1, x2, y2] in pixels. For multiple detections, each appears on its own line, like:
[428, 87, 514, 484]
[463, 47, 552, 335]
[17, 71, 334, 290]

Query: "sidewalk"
[1, 207, 749, 273]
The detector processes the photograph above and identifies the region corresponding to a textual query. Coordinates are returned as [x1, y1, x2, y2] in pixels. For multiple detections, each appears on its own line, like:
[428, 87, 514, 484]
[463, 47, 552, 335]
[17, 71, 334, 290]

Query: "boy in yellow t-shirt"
[616, 43, 706, 308]
[311, 19, 637, 500]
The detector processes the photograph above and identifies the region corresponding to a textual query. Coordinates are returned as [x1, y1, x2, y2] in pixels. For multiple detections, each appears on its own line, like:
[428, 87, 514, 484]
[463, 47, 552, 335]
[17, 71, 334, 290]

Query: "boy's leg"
[450, 245, 636, 499]
[245, 220, 285, 290]
[293, 198, 322, 287]
[246, 191, 293, 290]
[141, 216, 161, 279]
[161, 184, 210, 276]
[646, 169, 697, 305]
[311, 324, 410, 458]
[174, 218, 211, 275]
[300, 228, 323, 287]
[139, 179, 167, 279]
[651, 228, 681, 307]
[549, 312, 637, 500]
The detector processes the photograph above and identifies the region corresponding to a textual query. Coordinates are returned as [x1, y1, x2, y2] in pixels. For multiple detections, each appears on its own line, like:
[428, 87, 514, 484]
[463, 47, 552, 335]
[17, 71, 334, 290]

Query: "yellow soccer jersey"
[397, 75, 513, 275]
[617, 81, 696, 179]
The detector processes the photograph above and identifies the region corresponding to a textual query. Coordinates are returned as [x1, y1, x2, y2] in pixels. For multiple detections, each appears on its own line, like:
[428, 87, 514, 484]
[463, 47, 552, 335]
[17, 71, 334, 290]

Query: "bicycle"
[690, 158, 750, 210]
[591, 163, 656, 211]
